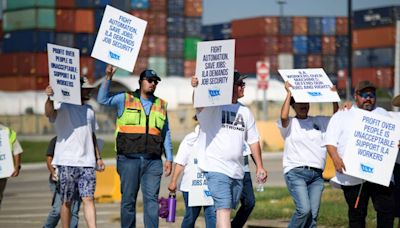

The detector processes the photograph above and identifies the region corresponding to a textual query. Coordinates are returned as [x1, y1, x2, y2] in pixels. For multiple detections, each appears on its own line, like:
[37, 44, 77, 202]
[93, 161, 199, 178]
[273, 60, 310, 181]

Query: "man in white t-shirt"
[324, 80, 395, 228]
[191, 71, 267, 228]
[45, 77, 105, 228]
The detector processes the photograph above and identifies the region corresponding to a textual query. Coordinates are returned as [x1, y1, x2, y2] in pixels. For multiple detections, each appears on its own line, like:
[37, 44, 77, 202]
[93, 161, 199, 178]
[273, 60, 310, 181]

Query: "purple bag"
[158, 197, 169, 219]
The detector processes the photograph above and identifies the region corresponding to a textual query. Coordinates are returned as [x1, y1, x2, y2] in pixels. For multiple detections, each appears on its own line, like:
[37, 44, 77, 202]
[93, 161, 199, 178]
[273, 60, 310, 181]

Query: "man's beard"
[362, 102, 375, 111]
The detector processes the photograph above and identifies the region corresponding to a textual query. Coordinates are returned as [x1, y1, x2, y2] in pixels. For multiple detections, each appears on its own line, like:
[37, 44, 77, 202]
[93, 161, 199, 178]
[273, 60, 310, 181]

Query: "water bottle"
[166, 192, 176, 223]
[256, 173, 264, 192]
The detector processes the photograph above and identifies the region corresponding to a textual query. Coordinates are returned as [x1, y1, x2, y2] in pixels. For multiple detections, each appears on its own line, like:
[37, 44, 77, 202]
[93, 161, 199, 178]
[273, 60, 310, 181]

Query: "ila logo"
[109, 51, 120, 60]
[307, 91, 322, 96]
[360, 163, 374, 174]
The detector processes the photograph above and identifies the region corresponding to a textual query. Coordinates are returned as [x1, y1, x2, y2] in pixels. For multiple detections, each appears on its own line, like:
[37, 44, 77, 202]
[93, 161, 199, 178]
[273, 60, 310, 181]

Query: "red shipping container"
[131, 10, 150, 22]
[353, 67, 394, 89]
[56, 9, 75, 32]
[56, 0, 75, 8]
[336, 69, 347, 90]
[80, 57, 94, 82]
[133, 57, 149, 75]
[17, 75, 36, 91]
[322, 36, 336, 55]
[353, 26, 395, 49]
[278, 36, 293, 53]
[139, 36, 150, 57]
[184, 60, 196, 77]
[231, 17, 279, 38]
[292, 17, 308, 35]
[75, 10, 94, 33]
[147, 12, 167, 35]
[184, 0, 202, 17]
[149, 0, 167, 12]
[336, 17, 348, 35]
[35, 75, 49, 90]
[18, 53, 48, 76]
[307, 54, 322, 68]
[0, 20, 3, 39]
[236, 36, 278, 56]
[0, 54, 19, 75]
[148, 35, 167, 56]
[235, 55, 277, 74]
[0, 76, 18, 91]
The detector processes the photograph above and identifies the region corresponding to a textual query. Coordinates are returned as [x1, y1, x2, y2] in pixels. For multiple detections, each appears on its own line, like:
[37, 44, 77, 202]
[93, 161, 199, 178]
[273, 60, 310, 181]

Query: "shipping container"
[56, 0, 74, 8]
[292, 17, 307, 35]
[278, 53, 293, 70]
[75, 0, 94, 8]
[55, 9, 75, 32]
[352, 67, 394, 89]
[336, 17, 348, 35]
[354, 6, 400, 29]
[184, 37, 201, 60]
[278, 35, 293, 53]
[130, 10, 149, 22]
[167, 16, 184, 37]
[148, 56, 167, 77]
[321, 16, 336, 35]
[335, 55, 348, 70]
[94, 8, 105, 30]
[167, 58, 184, 76]
[0, 76, 18, 91]
[0, 53, 19, 75]
[148, 12, 166, 35]
[75, 33, 95, 55]
[183, 60, 196, 77]
[184, 17, 202, 37]
[80, 56, 94, 79]
[3, 8, 55, 32]
[184, 0, 202, 17]
[307, 35, 322, 54]
[236, 36, 278, 56]
[294, 55, 308, 69]
[279, 17, 292, 35]
[133, 56, 148, 75]
[353, 26, 395, 49]
[307, 54, 322, 68]
[94, 59, 107, 78]
[74, 9, 94, 33]
[336, 69, 347, 89]
[235, 55, 277, 74]
[93, 0, 112, 7]
[139, 36, 149, 57]
[202, 23, 231, 41]
[292, 35, 307, 54]
[168, 0, 184, 16]
[327, 73, 338, 86]
[55, 32, 75, 48]
[149, 0, 165, 11]
[3, 30, 55, 52]
[111, 0, 130, 11]
[0, 19, 3, 38]
[322, 36, 336, 55]
[18, 53, 48, 75]
[307, 17, 322, 35]
[231, 16, 279, 38]
[148, 35, 166, 56]
[322, 55, 336, 74]
[5, 0, 55, 10]
[335, 35, 348, 55]
[353, 47, 394, 68]
[167, 37, 183, 58]
[131, 0, 149, 10]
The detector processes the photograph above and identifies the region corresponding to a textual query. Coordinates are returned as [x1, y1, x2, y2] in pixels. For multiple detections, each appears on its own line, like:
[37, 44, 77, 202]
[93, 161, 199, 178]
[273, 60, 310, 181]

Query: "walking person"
[278, 81, 338, 227]
[45, 77, 105, 228]
[97, 65, 173, 228]
[43, 136, 81, 228]
[390, 94, 400, 228]
[191, 71, 268, 228]
[324, 80, 395, 228]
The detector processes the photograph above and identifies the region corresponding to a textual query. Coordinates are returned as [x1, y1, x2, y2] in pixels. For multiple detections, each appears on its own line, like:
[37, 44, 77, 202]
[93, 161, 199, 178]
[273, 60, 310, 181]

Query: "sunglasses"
[358, 91, 376, 99]
[145, 78, 159, 85]
[235, 81, 246, 87]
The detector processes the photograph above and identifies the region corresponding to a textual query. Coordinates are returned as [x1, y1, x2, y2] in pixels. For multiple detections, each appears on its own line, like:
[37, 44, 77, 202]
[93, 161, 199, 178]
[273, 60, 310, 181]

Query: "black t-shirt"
[46, 137, 57, 157]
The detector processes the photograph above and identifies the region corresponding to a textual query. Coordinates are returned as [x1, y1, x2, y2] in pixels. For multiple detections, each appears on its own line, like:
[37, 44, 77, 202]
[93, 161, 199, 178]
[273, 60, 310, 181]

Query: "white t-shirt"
[324, 106, 389, 186]
[196, 103, 260, 179]
[242, 143, 251, 173]
[0, 124, 23, 155]
[277, 116, 331, 174]
[51, 103, 97, 167]
[174, 126, 200, 192]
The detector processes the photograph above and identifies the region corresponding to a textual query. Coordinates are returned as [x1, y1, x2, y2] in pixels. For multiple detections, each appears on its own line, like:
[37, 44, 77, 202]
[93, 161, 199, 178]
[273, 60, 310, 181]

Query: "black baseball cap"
[233, 71, 247, 84]
[139, 69, 161, 81]
[355, 80, 376, 92]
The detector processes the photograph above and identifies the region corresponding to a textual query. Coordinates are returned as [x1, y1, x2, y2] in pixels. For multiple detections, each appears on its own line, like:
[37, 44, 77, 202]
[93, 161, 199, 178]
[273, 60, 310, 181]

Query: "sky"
[203, 0, 400, 25]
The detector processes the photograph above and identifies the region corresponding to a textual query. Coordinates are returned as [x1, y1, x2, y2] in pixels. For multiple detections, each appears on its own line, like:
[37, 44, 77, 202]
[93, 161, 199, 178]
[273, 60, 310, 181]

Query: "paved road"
[0, 153, 285, 228]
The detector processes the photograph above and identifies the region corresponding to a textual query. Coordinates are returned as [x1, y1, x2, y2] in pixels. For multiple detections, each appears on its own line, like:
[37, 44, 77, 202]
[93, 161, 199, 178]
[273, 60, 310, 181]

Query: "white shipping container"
[278, 53, 294, 70]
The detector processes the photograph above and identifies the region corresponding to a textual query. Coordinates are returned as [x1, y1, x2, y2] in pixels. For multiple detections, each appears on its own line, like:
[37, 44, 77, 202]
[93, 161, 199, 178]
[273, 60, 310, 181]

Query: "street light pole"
[346, 0, 352, 100]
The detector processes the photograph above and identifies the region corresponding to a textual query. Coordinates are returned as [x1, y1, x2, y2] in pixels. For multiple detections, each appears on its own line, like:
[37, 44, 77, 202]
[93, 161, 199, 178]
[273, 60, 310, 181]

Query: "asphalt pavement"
[0, 152, 286, 228]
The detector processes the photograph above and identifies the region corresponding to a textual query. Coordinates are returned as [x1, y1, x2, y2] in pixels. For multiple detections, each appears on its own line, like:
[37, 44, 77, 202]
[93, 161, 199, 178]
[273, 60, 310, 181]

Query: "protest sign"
[188, 168, 214, 207]
[47, 43, 81, 105]
[343, 109, 400, 186]
[194, 39, 235, 107]
[91, 5, 147, 72]
[278, 68, 340, 103]
[0, 129, 14, 179]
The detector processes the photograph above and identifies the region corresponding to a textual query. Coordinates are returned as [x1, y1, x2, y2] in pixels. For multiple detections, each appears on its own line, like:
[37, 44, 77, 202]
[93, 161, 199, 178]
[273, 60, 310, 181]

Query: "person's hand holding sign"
[191, 75, 199, 88]
[106, 64, 117, 80]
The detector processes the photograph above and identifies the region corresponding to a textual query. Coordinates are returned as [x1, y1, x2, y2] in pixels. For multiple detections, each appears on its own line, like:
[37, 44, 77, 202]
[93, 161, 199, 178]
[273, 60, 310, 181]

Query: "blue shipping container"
[353, 48, 394, 68]
[94, 60, 107, 78]
[55, 32, 75, 48]
[167, 58, 184, 76]
[111, 0, 130, 11]
[202, 23, 231, 41]
[168, 0, 184, 16]
[307, 17, 322, 35]
[93, 0, 112, 7]
[131, 0, 149, 10]
[75, 0, 94, 8]
[94, 8, 105, 30]
[167, 16, 185, 37]
[354, 6, 400, 29]
[279, 17, 292, 35]
[75, 33, 95, 55]
[335, 55, 348, 70]
[322, 55, 336, 74]
[167, 38, 184, 58]
[293, 36, 308, 54]
[307, 35, 322, 54]
[185, 17, 202, 38]
[294, 55, 308, 69]
[3, 30, 55, 52]
[321, 17, 336, 35]
[335, 36, 348, 56]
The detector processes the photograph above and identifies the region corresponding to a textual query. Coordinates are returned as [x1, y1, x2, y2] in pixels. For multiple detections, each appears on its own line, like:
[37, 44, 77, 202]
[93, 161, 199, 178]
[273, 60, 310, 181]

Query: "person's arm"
[11, 153, 21, 177]
[44, 86, 57, 119]
[46, 156, 57, 180]
[168, 163, 184, 192]
[93, 132, 105, 172]
[331, 85, 339, 114]
[191, 75, 204, 112]
[162, 116, 173, 177]
[249, 142, 267, 183]
[280, 81, 291, 128]
[326, 145, 346, 173]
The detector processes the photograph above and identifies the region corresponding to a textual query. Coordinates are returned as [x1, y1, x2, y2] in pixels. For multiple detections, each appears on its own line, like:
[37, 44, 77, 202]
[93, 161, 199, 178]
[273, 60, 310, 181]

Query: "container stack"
[166, 0, 185, 76]
[351, 6, 399, 91]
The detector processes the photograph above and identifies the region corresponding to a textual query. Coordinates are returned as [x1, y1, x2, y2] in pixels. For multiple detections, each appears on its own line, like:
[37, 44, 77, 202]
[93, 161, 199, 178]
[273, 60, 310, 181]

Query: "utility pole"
[346, 0, 352, 100]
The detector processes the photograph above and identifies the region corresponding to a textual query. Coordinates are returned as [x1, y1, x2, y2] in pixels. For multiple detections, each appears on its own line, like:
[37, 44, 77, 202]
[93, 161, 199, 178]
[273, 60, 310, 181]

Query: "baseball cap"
[80, 76, 96, 89]
[139, 69, 161, 81]
[392, 94, 400, 107]
[355, 80, 376, 92]
[234, 71, 247, 84]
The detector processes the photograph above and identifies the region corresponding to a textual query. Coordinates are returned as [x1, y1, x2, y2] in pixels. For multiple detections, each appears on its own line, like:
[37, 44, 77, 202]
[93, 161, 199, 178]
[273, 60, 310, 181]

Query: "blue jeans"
[205, 172, 243, 209]
[181, 191, 216, 228]
[43, 177, 81, 228]
[284, 167, 324, 228]
[231, 172, 255, 228]
[117, 155, 163, 228]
